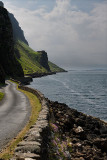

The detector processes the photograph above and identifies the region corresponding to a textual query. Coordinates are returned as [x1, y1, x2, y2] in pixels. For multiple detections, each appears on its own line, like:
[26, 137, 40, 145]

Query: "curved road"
[0, 81, 31, 151]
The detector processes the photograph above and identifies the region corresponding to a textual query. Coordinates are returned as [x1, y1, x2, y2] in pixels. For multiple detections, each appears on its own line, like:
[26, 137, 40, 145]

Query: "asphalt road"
[0, 81, 31, 151]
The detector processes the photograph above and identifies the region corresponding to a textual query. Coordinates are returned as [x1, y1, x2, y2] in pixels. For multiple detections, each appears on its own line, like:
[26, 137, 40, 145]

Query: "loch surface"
[29, 70, 107, 121]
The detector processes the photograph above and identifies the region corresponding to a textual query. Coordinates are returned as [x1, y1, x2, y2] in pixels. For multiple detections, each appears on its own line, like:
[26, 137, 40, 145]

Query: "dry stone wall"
[11, 84, 50, 160]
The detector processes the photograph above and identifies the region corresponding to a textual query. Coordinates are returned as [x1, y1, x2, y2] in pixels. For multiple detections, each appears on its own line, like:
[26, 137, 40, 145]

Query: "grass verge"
[0, 92, 4, 101]
[0, 83, 41, 159]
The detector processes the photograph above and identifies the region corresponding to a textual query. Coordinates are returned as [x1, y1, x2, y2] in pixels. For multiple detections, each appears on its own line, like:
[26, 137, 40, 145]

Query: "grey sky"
[2, 0, 107, 68]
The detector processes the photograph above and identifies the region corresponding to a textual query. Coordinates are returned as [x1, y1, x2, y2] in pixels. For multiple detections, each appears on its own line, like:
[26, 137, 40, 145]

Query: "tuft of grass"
[0, 85, 41, 159]
[0, 92, 4, 101]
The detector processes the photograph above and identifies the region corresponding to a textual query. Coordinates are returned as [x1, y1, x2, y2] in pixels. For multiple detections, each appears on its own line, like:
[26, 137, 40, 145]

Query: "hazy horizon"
[2, 0, 107, 68]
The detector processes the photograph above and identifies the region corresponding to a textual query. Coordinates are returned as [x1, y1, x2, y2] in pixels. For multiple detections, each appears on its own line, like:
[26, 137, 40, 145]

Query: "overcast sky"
[2, 0, 107, 68]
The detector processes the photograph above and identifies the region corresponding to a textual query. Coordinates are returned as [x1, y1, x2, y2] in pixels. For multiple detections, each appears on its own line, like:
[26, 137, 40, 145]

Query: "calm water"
[29, 70, 107, 121]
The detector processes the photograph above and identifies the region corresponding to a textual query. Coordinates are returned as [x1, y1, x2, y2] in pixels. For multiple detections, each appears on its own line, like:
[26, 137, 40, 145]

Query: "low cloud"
[5, 0, 107, 67]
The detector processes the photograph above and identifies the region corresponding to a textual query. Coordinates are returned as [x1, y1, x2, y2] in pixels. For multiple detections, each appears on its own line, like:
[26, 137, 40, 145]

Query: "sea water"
[29, 70, 107, 121]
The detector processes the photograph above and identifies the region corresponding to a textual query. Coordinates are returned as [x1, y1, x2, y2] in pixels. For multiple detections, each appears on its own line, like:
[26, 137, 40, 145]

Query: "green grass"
[0, 92, 4, 101]
[15, 40, 65, 75]
[0, 85, 41, 159]
[48, 61, 65, 72]
[15, 40, 48, 74]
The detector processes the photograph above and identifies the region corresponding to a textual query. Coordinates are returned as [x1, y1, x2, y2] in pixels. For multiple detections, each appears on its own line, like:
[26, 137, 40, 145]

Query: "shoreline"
[49, 100, 107, 159]
[25, 71, 57, 78]
[10, 71, 107, 159]
[14, 70, 67, 85]
[10, 83, 107, 159]
[25, 70, 67, 78]
[28, 70, 107, 123]
[13, 85, 107, 159]
[1, 81, 107, 159]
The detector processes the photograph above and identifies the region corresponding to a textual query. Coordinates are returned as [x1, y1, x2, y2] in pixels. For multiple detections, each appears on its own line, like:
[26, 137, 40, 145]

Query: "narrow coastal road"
[0, 81, 31, 151]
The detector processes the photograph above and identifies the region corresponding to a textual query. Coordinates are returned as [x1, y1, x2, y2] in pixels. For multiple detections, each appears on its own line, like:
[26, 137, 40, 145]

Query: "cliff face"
[0, 65, 5, 83]
[0, 6, 24, 83]
[9, 13, 28, 45]
[9, 13, 51, 73]
[37, 51, 50, 71]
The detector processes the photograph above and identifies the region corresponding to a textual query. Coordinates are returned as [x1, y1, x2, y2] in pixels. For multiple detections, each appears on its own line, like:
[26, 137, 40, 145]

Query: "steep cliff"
[9, 13, 28, 45]
[37, 51, 50, 71]
[0, 64, 5, 84]
[0, 6, 24, 83]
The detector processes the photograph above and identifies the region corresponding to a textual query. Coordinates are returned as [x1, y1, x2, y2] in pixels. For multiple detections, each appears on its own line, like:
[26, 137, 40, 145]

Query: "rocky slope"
[0, 6, 24, 83]
[49, 101, 107, 160]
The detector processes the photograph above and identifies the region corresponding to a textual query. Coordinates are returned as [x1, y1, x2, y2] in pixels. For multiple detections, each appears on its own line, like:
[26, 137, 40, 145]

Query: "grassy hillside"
[15, 40, 65, 75]
[48, 61, 65, 72]
[15, 41, 48, 74]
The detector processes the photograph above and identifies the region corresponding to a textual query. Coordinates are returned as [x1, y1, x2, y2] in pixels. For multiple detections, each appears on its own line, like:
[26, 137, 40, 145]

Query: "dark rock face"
[0, 6, 24, 83]
[0, 64, 5, 83]
[49, 101, 107, 160]
[37, 51, 51, 71]
[8, 13, 29, 45]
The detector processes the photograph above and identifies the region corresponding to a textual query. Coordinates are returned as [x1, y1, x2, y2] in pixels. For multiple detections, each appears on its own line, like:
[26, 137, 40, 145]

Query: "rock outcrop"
[0, 5, 24, 83]
[37, 51, 51, 72]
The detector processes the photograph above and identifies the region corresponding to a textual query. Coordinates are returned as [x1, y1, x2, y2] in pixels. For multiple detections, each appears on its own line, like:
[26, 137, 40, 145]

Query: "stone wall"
[12, 84, 50, 160]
